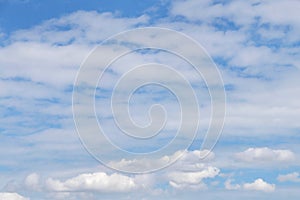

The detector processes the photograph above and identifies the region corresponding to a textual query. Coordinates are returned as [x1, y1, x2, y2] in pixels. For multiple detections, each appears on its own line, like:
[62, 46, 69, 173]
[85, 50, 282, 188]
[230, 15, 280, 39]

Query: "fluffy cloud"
[235, 147, 295, 163]
[108, 150, 215, 172]
[243, 178, 275, 192]
[277, 172, 300, 182]
[30, 150, 217, 195]
[0, 193, 29, 200]
[224, 178, 275, 192]
[45, 172, 147, 192]
[167, 166, 220, 190]
[54, 150, 216, 194]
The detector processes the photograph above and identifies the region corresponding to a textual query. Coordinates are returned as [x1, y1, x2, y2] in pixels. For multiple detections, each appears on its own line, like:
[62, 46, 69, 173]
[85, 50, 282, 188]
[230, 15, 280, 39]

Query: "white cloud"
[277, 172, 300, 182]
[225, 179, 241, 190]
[0, 2, 300, 199]
[40, 150, 217, 194]
[243, 178, 275, 192]
[0, 193, 29, 200]
[45, 172, 150, 193]
[0, 11, 149, 89]
[12, 11, 148, 44]
[168, 0, 300, 70]
[171, 0, 300, 31]
[167, 166, 220, 190]
[235, 147, 295, 163]
[108, 150, 215, 172]
[24, 173, 40, 191]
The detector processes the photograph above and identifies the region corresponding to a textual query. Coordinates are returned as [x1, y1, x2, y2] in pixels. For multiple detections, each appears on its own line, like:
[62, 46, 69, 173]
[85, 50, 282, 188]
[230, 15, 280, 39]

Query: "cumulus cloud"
[235, 147, 295, 163]
[40, 150, 217, 194]
[21, 150, 218, 196]
[277, 172, 300, 182]
[167, 166, 220, 190]
[45, 172, 152, 193]
[224, 178, 275, 192]
[243, 178, 275, 192]
[0, 193, 29, 200]
[108, 149, 215, 172]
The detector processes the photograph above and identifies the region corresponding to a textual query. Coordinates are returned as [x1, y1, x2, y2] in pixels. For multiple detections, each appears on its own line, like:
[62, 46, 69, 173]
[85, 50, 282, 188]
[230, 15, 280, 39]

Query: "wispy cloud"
[0, 0, 300, 199]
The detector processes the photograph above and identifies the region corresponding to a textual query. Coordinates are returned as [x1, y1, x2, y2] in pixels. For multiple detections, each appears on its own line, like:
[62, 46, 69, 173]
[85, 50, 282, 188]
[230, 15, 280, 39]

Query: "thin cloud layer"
[277, 172, 300, 183]
[0, 0, 300, 199]
[0, 193, 29, 200]
[235, 147, 295, 163]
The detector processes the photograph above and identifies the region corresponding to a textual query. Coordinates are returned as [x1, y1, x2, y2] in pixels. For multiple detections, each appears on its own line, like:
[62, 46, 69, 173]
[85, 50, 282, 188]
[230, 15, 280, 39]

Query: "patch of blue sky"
[248, 30, 289, 49]
[131, 84, 177, 99]
[134, 48, 168, 55]
[211, 17, 242, 32]
[170, 15, 205, 26]
[0, 165, 12, 172]
[52, 37, 76, 47]
[95, 88, 112, 99]
[0, 105, 22, 117]
[217, 133, 300, 148]
[0, 0, 159, 33]
[144, 0, 171, 25]
[63, 84, 75, 93]
[0, 76, 32, 82]
[227, 66, 272, 81]
[224, 84, 235, 91]
[227, 168, 284, 184]
[33, 97, 62, 104]
[1, 111, 65, 136]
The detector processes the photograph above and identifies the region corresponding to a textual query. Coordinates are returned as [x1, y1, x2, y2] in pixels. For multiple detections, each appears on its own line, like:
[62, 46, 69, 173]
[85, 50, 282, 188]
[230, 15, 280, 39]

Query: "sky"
[0, 0, 300, 199]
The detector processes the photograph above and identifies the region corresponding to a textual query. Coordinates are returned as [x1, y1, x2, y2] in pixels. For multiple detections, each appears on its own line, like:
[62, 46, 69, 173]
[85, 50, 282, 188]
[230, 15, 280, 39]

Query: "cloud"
[0, 11, 149, 90]
[108, 149, 215, 172]
[171, 0, 300, 32]
[24, 173, 40, 191]
[225, 179, 241, 190]
[235, 147, 295, 163]
[224, 178, 275, 193]
[45, 172, 150, 193]
[243, 178, 275, 192]
[277, 172, 300, 182]
[168, 0, 300, 73]
[0, 1, 300, 199]
[12, 11, 148, 44]
[25, 150, 217, 195]
[0, 193, 29, 200]
[167, 166, 220, 190]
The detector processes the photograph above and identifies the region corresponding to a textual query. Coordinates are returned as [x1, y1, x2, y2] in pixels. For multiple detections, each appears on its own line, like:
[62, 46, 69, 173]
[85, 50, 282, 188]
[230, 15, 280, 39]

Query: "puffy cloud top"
[46, 172, 138, 192]
[243, 178, 275, 192]
[235, 147, 295, 163]
[0, 193, 29, 200]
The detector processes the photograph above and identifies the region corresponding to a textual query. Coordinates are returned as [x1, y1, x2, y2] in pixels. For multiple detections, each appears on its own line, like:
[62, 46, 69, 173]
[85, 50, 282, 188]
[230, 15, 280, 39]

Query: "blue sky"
[0, 0, 300, 199]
